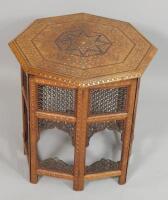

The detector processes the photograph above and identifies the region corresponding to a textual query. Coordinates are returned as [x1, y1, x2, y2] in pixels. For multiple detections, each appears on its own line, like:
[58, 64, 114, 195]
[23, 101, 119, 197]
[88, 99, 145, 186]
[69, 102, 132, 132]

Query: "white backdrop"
[0, 0, 168, 199]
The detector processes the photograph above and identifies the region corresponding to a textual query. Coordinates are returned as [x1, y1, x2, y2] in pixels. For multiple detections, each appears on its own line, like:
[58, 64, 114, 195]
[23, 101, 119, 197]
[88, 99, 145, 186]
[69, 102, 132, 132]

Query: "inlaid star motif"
[56, 30, 112, 57]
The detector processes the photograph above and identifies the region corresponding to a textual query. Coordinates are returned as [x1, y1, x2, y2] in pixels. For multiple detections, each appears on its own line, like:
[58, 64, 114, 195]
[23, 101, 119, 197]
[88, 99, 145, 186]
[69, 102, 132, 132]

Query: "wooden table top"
[9, 13, 157, 87]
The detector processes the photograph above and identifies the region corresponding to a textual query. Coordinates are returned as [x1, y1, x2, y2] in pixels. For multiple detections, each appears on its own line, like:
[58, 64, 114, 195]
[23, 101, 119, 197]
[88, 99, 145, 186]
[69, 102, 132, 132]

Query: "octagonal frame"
[9, 13, 157, 87]
[20, 67, 139, 190]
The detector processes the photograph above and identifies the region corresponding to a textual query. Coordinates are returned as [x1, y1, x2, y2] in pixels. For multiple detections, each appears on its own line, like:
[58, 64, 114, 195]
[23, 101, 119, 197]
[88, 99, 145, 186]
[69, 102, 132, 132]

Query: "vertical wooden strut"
[20, 67, 27, 154]
[29, 76, 38, 183]
[130, 78, 140, 152]
[119, 79, 137, 184]
[73, 88, 88, 191]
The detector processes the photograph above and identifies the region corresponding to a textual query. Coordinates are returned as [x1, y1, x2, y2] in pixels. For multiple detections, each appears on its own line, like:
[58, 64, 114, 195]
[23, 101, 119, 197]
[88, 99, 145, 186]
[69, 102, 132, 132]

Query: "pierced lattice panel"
[85, 120, 124, 174]
[39, 158, 73, 174]
[89, 87, 128, 115]
[38, 119, 75, 174]
[86, 159, 120, 174]
[38, 119, 75, 145]
[38, 85, 76, 115]
[87, 120, 125, 145]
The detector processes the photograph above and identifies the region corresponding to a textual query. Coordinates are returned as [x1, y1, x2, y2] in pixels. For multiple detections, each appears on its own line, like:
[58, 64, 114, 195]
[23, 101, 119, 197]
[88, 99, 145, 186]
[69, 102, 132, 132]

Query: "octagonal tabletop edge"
[9, 13, 157, 87]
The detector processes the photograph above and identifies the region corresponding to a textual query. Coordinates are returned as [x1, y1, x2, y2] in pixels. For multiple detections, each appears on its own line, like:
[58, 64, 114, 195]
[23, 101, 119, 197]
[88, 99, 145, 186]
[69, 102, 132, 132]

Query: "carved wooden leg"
[29, 77, 38, 183]
[119, 79, 137, 184]
[129, 78, 140, 155]
[73, 89, 88, 191]
[21, 68, 27, 154]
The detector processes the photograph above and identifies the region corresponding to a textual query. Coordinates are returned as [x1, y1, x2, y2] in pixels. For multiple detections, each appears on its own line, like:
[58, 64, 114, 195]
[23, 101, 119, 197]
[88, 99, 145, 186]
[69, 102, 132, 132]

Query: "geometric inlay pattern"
[89, 87, 128, 115]
[38, 85, 76, 115]
[56, 30, 112, 57]
[10, 13, 157, 87]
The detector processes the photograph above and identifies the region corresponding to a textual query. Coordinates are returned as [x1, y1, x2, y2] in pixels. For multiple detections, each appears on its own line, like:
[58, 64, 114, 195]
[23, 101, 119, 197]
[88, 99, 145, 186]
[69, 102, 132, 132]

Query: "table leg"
[73, 88, 88, 191]
[21, 68, 27, 154]
[119, 79, 137, 184]
[129, 78, 140, 155]
[29, 77, 38, 183]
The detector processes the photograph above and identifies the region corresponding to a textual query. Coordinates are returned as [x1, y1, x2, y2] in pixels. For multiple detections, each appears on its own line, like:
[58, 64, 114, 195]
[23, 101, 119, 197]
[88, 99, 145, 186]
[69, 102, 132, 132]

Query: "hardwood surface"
[9, 13, 157, 191]
[9, 13, 157, 87]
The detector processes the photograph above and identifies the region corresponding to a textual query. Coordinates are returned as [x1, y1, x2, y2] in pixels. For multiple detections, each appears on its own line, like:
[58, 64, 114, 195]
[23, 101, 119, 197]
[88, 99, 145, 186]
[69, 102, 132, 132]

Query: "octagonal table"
[9, 13, 157, 190]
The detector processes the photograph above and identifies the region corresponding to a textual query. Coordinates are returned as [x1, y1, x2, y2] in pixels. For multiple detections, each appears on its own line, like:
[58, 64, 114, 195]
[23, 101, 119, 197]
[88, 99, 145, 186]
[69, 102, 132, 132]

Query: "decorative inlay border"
[31, 24, 136, 69]
[14, 38, 152, 86]
[12, 19, 152, 78]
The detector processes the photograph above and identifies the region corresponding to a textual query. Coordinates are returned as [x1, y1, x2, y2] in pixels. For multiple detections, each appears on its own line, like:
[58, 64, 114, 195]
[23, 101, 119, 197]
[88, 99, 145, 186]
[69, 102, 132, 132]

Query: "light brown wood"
[21, 86, 29, 111]
[87, 113, 127, 123]
[37, 169, 73, 180]
[73, 89, 89, 191]
[29, 77, 38, 183]
[21, 68, 28, 154]
[131, 78, 140, 142]
[118, 79, 137, 184]
[34, 77, 77, 89]
[8, 13, 157, 191]
[9, 13, 157, 88]
[130, 78, 141, 152]
[85, 170, 121, 180]
[36, 111, 76, 123]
